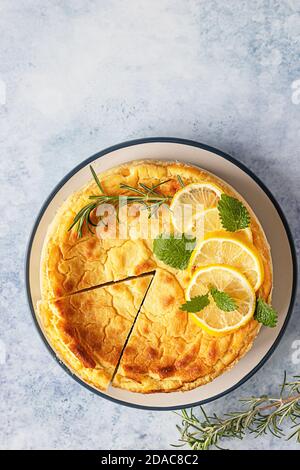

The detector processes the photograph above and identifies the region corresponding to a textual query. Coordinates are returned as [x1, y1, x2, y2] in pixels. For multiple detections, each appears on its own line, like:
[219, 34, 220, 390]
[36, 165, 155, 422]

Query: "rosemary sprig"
[175, 372, 300, 450]
[69, 165, 176, 237]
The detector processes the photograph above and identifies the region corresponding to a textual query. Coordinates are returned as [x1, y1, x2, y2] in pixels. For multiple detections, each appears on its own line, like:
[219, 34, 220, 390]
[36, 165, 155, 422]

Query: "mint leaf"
[180, 294, 210, 313]
[210, 287, 237, 312]
[217, 194, 250, 232]
[254, 298, 278, 327]
[153, 234, 196, 270]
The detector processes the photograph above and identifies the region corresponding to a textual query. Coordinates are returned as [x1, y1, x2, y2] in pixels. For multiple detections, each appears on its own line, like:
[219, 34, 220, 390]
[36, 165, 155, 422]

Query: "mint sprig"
[254, 298, 278, 327]
[180, 289, 236, 314]
[210, 287, 237, 311]
[180, 294, 210, 313]
[181, 291, 278, 330]
[153, 233, 196, 270]
[217, 194, 250, 232]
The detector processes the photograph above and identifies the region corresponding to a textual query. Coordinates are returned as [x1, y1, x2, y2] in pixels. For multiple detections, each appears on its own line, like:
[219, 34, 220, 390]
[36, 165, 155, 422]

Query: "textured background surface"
[0, 0, 299, 450]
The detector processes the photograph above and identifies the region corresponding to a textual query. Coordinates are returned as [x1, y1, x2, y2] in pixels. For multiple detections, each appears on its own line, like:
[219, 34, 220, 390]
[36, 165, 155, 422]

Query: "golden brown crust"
[37, 275, 153, 390]
[39, 159, 273, 393]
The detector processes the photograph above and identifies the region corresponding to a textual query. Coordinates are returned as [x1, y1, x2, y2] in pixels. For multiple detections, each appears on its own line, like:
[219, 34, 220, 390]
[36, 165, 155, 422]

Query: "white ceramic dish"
[26, 138, 297, 410]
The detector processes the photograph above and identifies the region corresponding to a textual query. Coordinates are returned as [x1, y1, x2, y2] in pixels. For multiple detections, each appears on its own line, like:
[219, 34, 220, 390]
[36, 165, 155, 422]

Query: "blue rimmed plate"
[26, 138, 297, 410]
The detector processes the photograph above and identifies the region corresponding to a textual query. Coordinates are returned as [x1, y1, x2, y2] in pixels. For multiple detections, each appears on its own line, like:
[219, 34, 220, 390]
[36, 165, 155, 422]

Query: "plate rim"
[25, 137, 298, 411]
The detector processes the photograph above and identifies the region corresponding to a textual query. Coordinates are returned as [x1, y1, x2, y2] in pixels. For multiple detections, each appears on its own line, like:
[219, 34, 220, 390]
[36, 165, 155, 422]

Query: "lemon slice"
[186, 265, 256, 336]
[200, 208, 253, 242]
[170, 182, 222, 233]
[189, 232, 264, 291]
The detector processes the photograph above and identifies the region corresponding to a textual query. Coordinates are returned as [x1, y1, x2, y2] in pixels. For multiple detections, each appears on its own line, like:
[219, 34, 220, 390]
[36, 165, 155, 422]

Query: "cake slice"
[37, 274, 153, 390]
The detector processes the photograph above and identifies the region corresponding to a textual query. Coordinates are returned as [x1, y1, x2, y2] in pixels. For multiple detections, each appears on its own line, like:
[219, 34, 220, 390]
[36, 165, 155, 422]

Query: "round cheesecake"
[38, 160, 273, 393]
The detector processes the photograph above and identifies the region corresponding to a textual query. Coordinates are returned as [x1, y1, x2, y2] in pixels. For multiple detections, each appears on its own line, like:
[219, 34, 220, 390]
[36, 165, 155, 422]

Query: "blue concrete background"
[0, 0, 299, 449]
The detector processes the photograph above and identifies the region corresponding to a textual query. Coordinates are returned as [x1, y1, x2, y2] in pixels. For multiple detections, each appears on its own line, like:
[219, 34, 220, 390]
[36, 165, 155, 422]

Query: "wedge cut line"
[110, 273, 156, 387]
[37, 273, 154, 391]
[43, 270, 156, 302]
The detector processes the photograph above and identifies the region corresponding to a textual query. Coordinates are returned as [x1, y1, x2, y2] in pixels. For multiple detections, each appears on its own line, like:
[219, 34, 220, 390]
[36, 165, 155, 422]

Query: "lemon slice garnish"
[198, 207, 253, 242]
[186, 264, 256, 336]
[170, 182, 222, 233]
[188, 231, 264, 291]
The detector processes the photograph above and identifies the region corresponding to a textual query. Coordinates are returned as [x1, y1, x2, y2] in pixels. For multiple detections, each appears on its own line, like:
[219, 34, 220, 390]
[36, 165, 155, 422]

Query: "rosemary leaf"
[119, 183, 146, 196]
[177, 175, 185, 188]
[90, 165, 105, 194]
